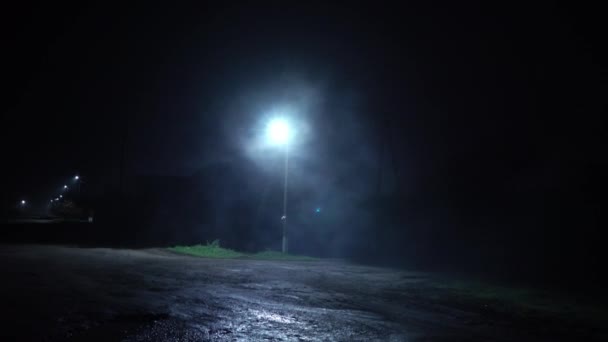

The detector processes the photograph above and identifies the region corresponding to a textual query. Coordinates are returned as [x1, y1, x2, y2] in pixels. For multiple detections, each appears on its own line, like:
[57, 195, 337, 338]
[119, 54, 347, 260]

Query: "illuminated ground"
[0, 245, 605, 341]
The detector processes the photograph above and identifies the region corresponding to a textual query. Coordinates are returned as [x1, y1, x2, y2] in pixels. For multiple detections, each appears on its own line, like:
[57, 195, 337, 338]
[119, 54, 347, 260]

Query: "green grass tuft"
[168, 240, 244, 259]
[168, 241, 316, 261]
[251, 250, 318, 261]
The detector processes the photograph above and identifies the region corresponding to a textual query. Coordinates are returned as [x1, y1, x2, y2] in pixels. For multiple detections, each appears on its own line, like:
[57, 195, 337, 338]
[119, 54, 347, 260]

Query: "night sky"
[3, 3, 606, 283]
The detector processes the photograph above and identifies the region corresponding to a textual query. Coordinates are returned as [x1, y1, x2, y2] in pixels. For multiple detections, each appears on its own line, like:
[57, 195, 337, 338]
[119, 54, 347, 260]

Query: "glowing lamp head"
[74, 175, 79, 180]
[21, 200, 26, 205]
[266, 118, 290, 146]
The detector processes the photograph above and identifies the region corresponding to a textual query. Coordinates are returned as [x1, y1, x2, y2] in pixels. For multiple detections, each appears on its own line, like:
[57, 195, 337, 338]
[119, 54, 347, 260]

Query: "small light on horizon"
[21, 200, 26, 205]
[59, 195, 63, 198]
[64, 185, 68, 189]
[315, 207, 321, 213]
[75, 175, 79, 180]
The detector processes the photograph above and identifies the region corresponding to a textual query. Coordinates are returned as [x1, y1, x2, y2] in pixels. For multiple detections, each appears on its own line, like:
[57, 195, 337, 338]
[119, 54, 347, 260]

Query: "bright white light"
[74, 175, 79, 180]
[266, 118, 290, 146]
[21, 200, 26, 205]
[64, 185, 68, 189]
[59, 195, 63, 198]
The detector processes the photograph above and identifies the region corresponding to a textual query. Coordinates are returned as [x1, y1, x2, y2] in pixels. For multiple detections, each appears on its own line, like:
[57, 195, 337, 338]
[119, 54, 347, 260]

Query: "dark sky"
[3, 3, 607, 276]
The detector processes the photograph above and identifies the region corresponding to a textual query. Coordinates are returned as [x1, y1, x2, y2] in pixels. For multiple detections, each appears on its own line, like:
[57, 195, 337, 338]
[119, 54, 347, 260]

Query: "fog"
[3, 2, 605, 291]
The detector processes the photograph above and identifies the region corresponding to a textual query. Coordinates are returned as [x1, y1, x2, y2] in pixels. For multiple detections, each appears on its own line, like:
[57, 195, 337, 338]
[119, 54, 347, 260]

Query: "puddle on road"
[248, 309, 296, 324]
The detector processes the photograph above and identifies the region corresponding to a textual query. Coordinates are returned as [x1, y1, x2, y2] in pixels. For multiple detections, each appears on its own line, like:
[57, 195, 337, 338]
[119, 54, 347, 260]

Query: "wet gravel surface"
[0, 245, 604, 341]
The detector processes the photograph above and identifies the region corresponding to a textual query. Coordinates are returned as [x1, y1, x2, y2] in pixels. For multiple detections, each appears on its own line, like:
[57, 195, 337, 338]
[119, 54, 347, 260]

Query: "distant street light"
[266, 117, 291, 253]
[20, 200, 26, 205]
[63, 185, 68, 190]
[59, 195, 63, 198]
[73, 175, 83, 197]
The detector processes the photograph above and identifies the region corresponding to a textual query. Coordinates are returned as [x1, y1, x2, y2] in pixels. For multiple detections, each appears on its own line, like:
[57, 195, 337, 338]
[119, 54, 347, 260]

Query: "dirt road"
[0, 245, 604, 341]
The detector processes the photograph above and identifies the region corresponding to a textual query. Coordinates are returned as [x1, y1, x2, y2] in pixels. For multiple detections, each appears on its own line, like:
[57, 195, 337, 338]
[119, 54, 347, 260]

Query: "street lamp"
[74, 175, 82, 197]
[266, 118, 291, 253]
[20, 200, 26, 206]
[267, 118, 290, 145]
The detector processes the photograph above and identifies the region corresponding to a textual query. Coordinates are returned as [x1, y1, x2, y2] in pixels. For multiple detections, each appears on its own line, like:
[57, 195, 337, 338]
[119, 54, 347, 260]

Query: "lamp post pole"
[265, 117, 292, 253]
[74, 176, 81, 198]
[282, 143, 289, 253]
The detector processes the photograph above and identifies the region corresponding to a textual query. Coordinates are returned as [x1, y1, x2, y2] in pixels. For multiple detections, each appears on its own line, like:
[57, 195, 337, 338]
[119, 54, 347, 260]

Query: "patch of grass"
[251, 250, 318, 261]
[168, 240, 244, 259]
[168, 241, 317, 261]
